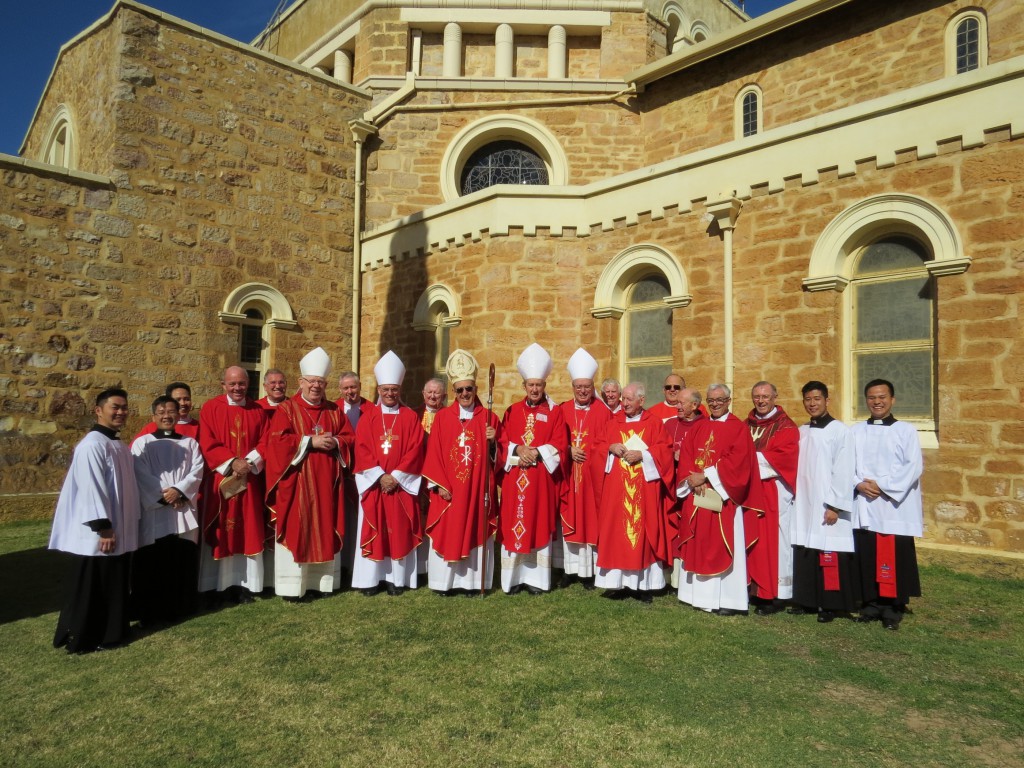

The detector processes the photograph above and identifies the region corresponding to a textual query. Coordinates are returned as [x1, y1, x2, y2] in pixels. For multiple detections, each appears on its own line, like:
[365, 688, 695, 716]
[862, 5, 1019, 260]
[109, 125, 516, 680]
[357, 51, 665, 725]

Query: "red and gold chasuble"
[594, 410, 674, 570]
[264, 395, 353, 564]
[745, 406, 800, 599]
[677, 413, 766, 577]
[498, 399, 568, 554]
[198, 396, 271, 559]
[422, 402, 501, 561]
[558, 400, 611, 546]
[355, 405, 425, 562]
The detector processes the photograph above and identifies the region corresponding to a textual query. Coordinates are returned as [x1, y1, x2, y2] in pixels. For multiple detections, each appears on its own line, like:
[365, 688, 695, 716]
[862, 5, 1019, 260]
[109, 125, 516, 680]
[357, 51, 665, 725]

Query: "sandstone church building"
[1, 0, 1022, 558]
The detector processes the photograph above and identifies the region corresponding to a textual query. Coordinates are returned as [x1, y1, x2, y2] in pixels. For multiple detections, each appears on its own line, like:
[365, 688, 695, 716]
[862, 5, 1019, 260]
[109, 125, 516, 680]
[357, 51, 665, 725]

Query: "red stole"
[355, 405, 425, 561]
[198, 397, 271, 558]
[264, 395, 353, 563]
[497, 399, 568, 554]
[558, 400, 612, 546]
[422, 402, 501, 561]
[594, 410, 674, 570]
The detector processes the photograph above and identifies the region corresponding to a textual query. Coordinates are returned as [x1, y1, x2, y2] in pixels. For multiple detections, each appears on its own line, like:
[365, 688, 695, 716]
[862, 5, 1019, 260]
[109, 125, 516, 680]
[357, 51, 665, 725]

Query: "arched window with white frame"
[41, 105, 77, 169]
[735, 85, 762, 139]
[413, 284, 462, 382]
[945, 9, 987, 76]
[219, 282, 298, 398]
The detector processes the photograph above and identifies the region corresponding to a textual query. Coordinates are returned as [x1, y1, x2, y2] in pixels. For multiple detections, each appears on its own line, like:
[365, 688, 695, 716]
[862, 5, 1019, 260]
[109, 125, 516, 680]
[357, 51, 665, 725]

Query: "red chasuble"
[647, 401, 679, 423]
[198, 397, 271, 559]
[594, 410, 675, 571]
[677, 413, 766, 577]
[422, 402, 501, 561]
[498, 399, 568, 554]
[745, 406, 800, 599]
[264, 395, 353, 564]
[355, 405, 425, 562]
[558, 399, 612, 546]
[664, 413, 704, 558]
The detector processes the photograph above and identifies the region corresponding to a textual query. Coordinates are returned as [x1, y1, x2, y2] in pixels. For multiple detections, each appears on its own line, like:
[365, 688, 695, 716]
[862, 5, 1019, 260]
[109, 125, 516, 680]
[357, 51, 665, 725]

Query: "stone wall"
[1, 5, 368, 495]
[359, 128, 1024, 554]
[641, 0, 1024, 165]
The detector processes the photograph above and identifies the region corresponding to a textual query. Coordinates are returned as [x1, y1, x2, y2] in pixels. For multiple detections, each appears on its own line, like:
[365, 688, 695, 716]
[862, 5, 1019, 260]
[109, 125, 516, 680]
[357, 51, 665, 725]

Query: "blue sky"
[0, 0, 790, 156]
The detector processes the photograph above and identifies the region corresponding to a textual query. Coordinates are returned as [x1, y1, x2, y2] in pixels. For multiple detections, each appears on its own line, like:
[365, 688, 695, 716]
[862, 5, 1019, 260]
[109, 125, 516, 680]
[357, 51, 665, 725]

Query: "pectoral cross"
[381, 434, 392, 454]
[313, 424, 324, 435]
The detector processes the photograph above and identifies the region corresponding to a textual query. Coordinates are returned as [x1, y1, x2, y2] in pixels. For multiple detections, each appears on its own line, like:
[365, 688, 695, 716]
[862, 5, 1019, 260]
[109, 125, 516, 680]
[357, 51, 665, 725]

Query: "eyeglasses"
[455, 386, 475, 394]
[664, 384, 683, 391]
[706, 397, 731, 405]
[300, 378, 326, 387]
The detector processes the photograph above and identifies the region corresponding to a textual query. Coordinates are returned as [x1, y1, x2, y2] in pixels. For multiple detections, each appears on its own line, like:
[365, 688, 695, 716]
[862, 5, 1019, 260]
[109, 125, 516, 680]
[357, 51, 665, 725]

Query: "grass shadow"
[0, 546, 67, 624]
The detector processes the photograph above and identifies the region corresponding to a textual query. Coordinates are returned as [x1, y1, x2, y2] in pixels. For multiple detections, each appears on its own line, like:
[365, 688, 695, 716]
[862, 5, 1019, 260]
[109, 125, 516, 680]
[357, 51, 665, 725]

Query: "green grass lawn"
[2, 519, 1021, 767]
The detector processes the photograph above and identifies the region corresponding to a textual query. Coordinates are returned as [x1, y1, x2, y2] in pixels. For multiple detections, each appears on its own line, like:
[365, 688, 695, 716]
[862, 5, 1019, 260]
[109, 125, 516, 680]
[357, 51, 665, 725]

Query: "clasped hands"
[516, 445, 541, 468]
[379, 473, 399, 494]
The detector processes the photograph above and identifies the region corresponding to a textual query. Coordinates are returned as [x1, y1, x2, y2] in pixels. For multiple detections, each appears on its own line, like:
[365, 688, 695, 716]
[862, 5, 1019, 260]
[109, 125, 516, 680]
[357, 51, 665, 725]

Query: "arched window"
[413, 284, 462, 381]
[459, 141, 549, 195]
[850, 237, 935, 422]
[662, 2, 688, 54]
[219, 282, 298, 397]
[239, 308, 266, 400]
[945, 10, 987, 76]
[735, 85, 762, 139]
[690, 21, 710, 43]
[624, 275, 674, 397]
[441, 115, 568, 201]
[41, 105, 76, 169]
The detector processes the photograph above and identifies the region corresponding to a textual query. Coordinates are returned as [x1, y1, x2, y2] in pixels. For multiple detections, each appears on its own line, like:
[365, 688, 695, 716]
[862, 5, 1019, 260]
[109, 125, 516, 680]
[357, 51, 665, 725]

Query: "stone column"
[495, 24, 514, 78]
[334, 50, 353, 84]
[547, 25, 566, 79]
[443, 23, 462, 77]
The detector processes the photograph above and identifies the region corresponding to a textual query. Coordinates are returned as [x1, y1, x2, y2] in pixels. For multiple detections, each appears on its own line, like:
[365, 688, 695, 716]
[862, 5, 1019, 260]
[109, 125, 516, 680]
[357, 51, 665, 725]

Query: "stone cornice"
[360, 56, 1024, 270]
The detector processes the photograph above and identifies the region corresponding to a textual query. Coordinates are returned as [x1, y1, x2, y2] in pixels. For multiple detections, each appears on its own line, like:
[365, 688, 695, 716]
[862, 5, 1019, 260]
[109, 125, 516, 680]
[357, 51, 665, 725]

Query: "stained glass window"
[460, 141, 549, 195]
[851, 237, 934, 420]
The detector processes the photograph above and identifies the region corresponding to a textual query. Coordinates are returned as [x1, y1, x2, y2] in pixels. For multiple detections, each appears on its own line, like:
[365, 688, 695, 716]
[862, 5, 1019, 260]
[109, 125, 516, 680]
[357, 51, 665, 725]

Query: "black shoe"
[436, 589, 456, 597]
[386, 584, 404, 596]
[282, 595, 303, 604]
[361, 586, 382, 597]
[581, 577, 596, 591]
[787, 605, 814, 615]
[882, 619, 900, 631]
[714, 608, 747, 617]
[855, 614, 878, 623]
[634, 591, 653, 604]
[507, 584, 524, 596]
[601, 589, 628, 600]
[235, 590, 256, 605]
[557, 573, 574, 589]
[755, 604, 785, 616]
[524, 585, 545, 596]
[817, 610, 835, 623]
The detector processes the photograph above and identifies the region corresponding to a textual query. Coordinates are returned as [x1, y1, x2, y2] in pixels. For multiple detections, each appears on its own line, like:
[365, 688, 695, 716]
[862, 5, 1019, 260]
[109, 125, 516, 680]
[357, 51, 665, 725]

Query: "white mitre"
[445, 349, 479, 382]
[517, 343, 552, 381]
[299, 346, 331, 378]
[566, 347, 598, 382]
[374, 350, 406, 386]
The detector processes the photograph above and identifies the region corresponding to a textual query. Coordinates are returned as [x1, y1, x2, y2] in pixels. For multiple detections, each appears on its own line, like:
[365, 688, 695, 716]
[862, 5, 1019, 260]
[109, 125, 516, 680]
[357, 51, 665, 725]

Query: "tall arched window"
[735, 85, 762, 139]
[624, 275, 673, 398]
[945, 10, 987, 76]
[41, 105, 77, 169]
[850, 237, 935, 422]
[413, 284, 462, 382]
[239, 308, 266, 401]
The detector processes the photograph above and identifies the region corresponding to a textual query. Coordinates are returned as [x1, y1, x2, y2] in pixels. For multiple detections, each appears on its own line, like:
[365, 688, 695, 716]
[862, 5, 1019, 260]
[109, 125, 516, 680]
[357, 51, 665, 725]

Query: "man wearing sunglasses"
[422, 350, 501, 595]
[648, 373, 687, 423]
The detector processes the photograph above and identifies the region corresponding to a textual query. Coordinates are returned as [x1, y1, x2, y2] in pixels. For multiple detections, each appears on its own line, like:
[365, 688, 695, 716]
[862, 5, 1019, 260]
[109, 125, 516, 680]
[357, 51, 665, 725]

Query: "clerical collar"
[808, 413, 835, 429]
[756, 407, 778, 420]
[624, 412, 642, 422]
[712, 413, 730, 422]
[266, 399, 284, 407]
[459, 405, 475, 420]
[575, 401, 592, 411]
[227, 397, 246, 407]
[867, 414, 898, 426]
[156, 429, 183, 440]
[301, 395, 324, 407]
[90, 424, 120, 440]
[380, 403, 401, 414]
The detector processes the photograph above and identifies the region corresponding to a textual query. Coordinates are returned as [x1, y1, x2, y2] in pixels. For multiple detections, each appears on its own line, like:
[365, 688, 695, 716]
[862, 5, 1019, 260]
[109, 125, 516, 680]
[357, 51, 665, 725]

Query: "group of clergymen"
[48, 341, 924, 654]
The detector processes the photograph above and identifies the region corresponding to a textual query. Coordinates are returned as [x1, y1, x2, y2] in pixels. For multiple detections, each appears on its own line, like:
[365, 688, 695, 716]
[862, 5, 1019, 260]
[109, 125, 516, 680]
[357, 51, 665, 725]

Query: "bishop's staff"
[480, 363, 495, 597]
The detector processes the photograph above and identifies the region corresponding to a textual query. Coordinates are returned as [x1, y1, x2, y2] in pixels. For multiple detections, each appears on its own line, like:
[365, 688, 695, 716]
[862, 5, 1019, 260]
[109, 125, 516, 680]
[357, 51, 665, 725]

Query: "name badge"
[536, 414, 548, 422]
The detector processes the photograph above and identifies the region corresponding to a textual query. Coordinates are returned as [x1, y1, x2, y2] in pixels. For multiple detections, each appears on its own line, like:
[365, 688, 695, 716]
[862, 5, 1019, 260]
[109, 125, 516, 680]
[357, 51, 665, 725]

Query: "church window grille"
[460, 141, 549, 195]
